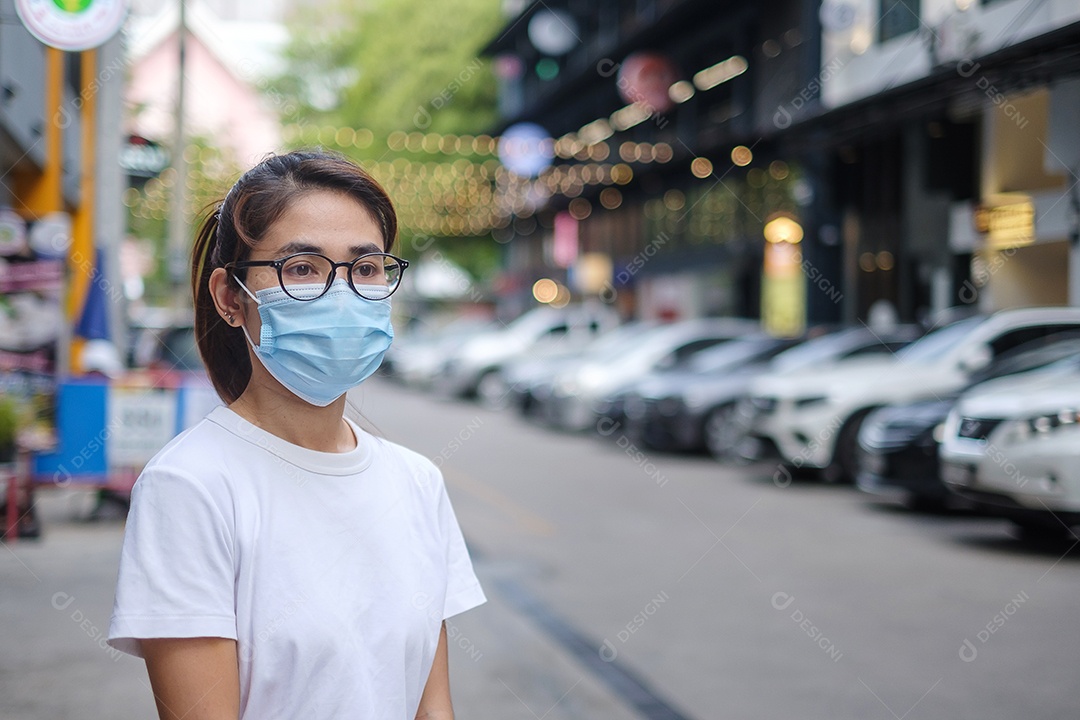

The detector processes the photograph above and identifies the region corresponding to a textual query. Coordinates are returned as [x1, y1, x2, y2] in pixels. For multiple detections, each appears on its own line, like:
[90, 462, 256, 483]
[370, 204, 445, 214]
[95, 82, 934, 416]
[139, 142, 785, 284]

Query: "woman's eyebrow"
[350, 242, 383, 255]
[279, 240, 322, 255]
[276, 240, 384, 256]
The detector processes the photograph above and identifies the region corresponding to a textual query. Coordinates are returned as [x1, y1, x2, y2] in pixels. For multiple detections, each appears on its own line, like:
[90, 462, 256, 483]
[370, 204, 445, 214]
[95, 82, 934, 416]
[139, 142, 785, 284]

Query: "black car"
[622, 336, 801, 454]
[857, 334, 1080, 508]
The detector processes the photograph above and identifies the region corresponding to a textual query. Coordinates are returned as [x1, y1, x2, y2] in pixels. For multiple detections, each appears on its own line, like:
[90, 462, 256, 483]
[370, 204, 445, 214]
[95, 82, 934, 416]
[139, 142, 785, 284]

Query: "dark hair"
[191, 150, 398, 403]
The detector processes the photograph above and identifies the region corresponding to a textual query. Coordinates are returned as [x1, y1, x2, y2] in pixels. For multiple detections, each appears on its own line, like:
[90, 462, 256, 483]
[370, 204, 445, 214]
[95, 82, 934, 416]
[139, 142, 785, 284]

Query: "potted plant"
[0, 394, 19, 465]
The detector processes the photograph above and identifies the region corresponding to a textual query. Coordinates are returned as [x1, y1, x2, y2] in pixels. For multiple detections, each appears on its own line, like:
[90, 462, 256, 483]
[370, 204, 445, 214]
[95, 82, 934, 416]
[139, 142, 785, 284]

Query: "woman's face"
[241, 189, 386, 295]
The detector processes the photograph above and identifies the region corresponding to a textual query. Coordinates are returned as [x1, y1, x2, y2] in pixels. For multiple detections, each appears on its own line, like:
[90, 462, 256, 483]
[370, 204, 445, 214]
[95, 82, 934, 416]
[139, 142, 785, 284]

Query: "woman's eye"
[354, 263, 379, 278]
[285, 262, 315, 277]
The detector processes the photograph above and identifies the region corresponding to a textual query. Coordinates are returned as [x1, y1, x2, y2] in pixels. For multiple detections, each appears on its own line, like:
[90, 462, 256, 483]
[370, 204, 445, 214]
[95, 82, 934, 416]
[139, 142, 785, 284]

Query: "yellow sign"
[761, 241, 806, 337]
[974, 201, 1035, 249]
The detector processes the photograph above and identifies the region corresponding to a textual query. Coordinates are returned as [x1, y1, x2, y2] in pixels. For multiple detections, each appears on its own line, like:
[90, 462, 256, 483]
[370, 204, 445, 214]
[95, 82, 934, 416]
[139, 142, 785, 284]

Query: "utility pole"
[167, 0, 189, 307]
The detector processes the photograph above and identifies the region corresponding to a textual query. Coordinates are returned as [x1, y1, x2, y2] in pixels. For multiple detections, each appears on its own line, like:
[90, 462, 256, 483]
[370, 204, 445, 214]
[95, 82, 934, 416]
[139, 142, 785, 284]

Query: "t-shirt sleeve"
[436, 476, 486, 619]
[107, 466, 237, 658]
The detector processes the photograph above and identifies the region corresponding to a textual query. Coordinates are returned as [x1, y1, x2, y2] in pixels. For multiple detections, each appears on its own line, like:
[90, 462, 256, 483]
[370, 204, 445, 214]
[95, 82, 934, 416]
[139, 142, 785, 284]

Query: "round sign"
[617, 52, 680, 114]
[29, 212, 73, 259]
[819, 0, 857, 32]
[15, 0, 128, 52]
[0, 208, 28, 257]
[527, 9, 579, 56]
[498, 123, 553, 178]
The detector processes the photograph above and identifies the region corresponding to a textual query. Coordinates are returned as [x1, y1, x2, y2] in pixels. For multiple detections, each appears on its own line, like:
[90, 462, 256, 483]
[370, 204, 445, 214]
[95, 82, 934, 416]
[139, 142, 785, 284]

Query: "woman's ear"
[209, 268, 245, 327]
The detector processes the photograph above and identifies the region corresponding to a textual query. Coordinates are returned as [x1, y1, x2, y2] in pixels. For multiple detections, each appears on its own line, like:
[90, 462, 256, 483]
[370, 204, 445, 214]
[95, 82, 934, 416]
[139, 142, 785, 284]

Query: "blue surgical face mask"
[236, 279, 393, 406]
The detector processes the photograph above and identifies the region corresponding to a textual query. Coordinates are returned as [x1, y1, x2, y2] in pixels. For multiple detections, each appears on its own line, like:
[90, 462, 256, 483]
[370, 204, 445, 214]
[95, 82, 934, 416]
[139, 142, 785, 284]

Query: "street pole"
[167, 0, 189, 308]
[97, 33, 127, 352]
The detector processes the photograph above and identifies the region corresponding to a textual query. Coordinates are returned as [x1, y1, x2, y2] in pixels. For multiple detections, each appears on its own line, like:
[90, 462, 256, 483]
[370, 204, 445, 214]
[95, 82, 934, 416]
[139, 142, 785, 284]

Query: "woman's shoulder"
[369, 434, 437, 471]
[366, 434, 445, 490]
[137, 413, 240, 488]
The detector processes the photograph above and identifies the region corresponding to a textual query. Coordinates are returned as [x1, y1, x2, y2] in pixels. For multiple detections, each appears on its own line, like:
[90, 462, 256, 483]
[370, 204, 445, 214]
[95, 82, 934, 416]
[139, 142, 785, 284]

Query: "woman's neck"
[229, 380, 356, 453]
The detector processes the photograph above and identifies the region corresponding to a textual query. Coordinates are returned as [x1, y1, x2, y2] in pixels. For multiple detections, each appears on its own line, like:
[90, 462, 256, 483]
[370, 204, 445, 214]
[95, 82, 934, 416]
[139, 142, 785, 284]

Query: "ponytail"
[191, 206, 252, 403]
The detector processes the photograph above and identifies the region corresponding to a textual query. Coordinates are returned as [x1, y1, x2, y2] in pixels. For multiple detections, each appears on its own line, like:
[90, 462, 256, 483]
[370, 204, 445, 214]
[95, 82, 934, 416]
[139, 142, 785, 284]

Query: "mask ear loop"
[228, 269, 263, 348]
[241, 323, 261, 352]
[233, 274, 261, 304]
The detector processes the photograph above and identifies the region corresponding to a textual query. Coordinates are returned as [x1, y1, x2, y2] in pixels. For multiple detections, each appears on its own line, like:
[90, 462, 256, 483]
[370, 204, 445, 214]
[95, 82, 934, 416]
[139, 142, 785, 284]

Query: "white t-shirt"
[107, 406, 486, 720]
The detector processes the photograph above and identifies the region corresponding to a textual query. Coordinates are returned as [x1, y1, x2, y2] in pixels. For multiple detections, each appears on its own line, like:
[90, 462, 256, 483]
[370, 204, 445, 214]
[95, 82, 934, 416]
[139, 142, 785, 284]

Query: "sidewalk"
[0, 488, 157, 720]
[0, 488, 633, 720]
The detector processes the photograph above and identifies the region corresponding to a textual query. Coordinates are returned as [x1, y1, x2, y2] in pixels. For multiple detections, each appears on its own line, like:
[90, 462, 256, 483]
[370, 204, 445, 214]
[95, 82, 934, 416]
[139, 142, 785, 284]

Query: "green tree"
[279, 0, 501, 141]
[273, 0, 505, 282]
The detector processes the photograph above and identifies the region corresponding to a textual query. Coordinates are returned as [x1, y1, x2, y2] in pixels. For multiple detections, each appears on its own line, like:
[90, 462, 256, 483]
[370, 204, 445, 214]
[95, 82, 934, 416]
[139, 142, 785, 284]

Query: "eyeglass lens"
[279, 254, 402, 300]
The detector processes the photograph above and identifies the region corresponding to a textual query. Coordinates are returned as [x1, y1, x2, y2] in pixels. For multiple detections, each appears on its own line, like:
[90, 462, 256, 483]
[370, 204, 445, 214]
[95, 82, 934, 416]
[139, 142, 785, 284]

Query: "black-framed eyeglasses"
[228, 252, 410, 301]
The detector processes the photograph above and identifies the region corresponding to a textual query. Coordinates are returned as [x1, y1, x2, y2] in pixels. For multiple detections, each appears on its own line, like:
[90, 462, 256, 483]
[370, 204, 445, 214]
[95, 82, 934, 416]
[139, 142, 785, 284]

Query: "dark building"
[482, 0, 1080, 329]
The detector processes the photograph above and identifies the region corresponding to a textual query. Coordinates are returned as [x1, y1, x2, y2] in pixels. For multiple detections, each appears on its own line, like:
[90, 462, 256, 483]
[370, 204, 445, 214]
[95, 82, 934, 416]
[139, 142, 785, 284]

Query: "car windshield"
[688, 338, 779, 373]
[502, 309, 564, 339]
[585, 324, 658, 362]
[770, 332, 845, 372]
[769, 329, 879, 372]
[973, 337, 1080, 384]
[897, 317, 983, 364]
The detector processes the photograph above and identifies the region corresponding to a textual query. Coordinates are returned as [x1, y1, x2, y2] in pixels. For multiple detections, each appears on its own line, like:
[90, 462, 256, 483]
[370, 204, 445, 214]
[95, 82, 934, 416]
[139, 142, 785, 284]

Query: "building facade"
[482, 0, 1080, 329]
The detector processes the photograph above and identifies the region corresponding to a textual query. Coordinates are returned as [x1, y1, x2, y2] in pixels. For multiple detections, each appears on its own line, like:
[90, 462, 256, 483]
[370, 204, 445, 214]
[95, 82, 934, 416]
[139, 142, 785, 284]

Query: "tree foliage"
[273, 0, 505, 281]
[276, 0, 503, 142]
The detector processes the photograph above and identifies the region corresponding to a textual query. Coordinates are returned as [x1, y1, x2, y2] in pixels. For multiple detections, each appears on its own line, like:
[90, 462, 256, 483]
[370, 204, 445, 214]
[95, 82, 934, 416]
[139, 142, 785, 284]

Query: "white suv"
[940, 363, 1080, 539]
[438, 304, 619, 401]
[744, 308, 1080, 480]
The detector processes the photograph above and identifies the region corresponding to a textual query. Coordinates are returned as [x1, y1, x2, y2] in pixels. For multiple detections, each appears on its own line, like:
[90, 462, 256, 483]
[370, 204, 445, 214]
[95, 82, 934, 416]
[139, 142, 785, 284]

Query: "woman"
[107, 151, 486, 720]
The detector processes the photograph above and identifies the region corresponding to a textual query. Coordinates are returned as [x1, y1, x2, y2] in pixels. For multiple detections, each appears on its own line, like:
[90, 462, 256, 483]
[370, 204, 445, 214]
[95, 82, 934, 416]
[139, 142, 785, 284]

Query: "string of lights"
[125, 122, 782, 239]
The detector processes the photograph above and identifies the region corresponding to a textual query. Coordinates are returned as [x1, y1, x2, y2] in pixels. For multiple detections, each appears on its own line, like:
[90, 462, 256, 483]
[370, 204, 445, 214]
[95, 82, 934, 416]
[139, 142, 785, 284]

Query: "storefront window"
[878, 0, 920, 42]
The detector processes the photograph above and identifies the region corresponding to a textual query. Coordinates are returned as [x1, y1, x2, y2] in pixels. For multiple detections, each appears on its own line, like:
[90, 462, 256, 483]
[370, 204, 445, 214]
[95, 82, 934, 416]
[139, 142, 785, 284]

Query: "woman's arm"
[416, 622, 454, 720]
[142, 637, 241, 720]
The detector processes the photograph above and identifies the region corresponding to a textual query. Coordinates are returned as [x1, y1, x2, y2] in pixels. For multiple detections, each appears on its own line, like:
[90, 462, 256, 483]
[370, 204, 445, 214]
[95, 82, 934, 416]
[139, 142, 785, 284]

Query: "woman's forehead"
[255, 191, 385, 256]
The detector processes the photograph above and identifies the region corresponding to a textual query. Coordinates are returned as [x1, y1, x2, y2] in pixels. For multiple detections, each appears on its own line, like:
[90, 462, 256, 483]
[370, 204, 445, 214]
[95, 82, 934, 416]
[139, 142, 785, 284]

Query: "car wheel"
[826, 408, 875, 483]
[475, 370, 508, 408]
[703, 404, 741, 461]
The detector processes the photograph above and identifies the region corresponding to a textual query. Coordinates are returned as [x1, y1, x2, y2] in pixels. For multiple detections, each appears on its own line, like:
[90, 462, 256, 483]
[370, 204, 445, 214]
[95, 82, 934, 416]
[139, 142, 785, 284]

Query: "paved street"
[3, 376, 1079, 719]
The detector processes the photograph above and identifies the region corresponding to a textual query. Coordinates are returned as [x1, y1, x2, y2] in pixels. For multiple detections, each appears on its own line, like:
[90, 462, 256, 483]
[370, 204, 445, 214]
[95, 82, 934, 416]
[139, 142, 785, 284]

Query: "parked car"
[606, 324, 914, 442]
[742, 308, 1080, 481]
[547, 317, 761, 431]
[501, 322, 655, 417]
[732, 324, 923, 463]
[385, 317, 493, 388]
[620, 335, 801, 455]
[438, 304, 619, 401]
[940, 363, 1080, 539]
[857, 334, 1080, 508]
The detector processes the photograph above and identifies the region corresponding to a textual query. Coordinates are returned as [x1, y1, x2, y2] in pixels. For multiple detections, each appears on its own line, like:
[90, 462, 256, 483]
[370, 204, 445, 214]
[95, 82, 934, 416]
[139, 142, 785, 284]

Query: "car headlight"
[999, 409, 1080, 444]
[1025, 409, 1080, 435]
[793, 395, 829, 408]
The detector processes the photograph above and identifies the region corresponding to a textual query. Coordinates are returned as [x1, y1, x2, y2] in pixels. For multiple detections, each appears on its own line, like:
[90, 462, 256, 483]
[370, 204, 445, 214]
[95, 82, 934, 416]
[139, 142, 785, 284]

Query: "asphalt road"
[2, 376, 1078, 719]
[354, 378, 1080, 720]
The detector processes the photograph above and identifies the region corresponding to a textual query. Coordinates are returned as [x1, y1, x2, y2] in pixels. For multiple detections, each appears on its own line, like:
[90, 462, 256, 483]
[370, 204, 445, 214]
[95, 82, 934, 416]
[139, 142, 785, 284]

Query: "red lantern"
[616, 52, 679, 114]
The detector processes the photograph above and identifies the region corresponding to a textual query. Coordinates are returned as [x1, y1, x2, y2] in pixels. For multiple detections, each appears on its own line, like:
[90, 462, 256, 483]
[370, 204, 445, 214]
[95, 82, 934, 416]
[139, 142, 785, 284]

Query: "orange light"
[533, 278, 559, 303]
[731, 145, 753, 166]
[690, 157, 713, 178]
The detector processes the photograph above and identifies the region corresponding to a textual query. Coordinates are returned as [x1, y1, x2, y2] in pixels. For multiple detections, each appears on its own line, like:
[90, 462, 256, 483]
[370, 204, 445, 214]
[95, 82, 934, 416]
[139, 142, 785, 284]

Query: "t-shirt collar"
[207, 406, 374, 476]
